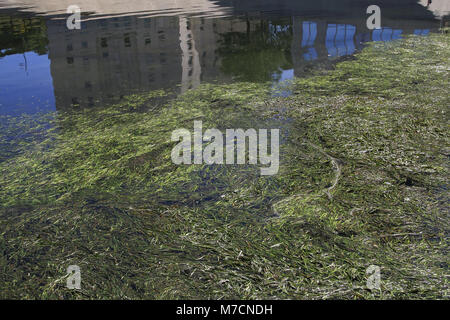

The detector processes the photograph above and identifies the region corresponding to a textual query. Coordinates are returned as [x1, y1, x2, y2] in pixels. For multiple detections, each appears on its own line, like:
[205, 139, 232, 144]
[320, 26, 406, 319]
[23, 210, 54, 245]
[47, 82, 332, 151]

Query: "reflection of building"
[190, 18, 258, 83]
[31, 0, 443, 109]
[46, 15, 260, 109]
[47, 16, 183, 108]
[179, 17, 201, 92]
[0, 0, 231, 18]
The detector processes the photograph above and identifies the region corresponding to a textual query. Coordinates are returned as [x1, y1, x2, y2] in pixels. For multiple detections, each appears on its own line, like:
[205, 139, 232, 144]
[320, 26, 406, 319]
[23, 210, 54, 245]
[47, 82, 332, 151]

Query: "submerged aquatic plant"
[0, 34, 448, 299]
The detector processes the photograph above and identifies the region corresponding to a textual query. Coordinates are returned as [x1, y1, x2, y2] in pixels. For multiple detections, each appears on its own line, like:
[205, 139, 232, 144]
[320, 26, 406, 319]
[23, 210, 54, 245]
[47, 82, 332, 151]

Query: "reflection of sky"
[302, 22, 317, 47]
[278, 69, 294, 83]
[0, 52, 55, 116]
[372, 28, 403, 41]
[302, 22, 318, 61]
[414, 29, 430, 36]
[272, 68, 294, 97]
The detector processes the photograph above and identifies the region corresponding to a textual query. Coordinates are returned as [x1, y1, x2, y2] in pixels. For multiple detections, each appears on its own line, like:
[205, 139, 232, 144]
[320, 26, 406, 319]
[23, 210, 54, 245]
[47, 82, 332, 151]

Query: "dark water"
[0, 0, 448, 116]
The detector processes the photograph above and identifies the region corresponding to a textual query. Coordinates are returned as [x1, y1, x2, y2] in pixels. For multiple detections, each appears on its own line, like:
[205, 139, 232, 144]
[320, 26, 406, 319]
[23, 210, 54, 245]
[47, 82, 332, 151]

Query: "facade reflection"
[0, 0, 447, 110]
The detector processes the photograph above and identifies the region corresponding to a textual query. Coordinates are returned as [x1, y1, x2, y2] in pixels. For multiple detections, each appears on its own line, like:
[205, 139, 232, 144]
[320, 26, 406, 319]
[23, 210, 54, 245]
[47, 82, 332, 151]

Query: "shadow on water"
[0, 0, 448, 113]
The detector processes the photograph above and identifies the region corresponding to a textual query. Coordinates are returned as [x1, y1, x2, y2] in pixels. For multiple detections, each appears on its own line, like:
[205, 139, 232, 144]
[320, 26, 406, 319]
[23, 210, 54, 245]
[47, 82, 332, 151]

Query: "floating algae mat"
[0, 33, 449, 299]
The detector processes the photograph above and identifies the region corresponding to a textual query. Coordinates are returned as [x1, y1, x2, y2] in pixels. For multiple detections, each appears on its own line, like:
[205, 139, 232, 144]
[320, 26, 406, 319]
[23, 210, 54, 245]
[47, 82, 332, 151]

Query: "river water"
[0, 1, 448, 301]
[0, 0, 448, 116]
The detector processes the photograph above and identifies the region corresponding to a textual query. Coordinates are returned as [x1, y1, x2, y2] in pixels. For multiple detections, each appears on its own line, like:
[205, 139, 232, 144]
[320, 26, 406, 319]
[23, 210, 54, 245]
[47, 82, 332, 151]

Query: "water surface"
[0, 0, 447, 115]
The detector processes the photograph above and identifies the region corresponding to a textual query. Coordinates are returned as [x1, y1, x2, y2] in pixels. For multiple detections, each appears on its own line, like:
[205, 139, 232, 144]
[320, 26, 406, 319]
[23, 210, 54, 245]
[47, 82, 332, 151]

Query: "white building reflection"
[0, 0, 231, 18]
[46, 15, 260, 108]
[1, 0, 446, 109]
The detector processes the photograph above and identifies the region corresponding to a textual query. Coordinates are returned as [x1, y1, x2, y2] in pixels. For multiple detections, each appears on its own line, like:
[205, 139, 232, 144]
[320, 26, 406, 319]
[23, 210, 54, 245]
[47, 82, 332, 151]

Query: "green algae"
[0, 34, 448, 299]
